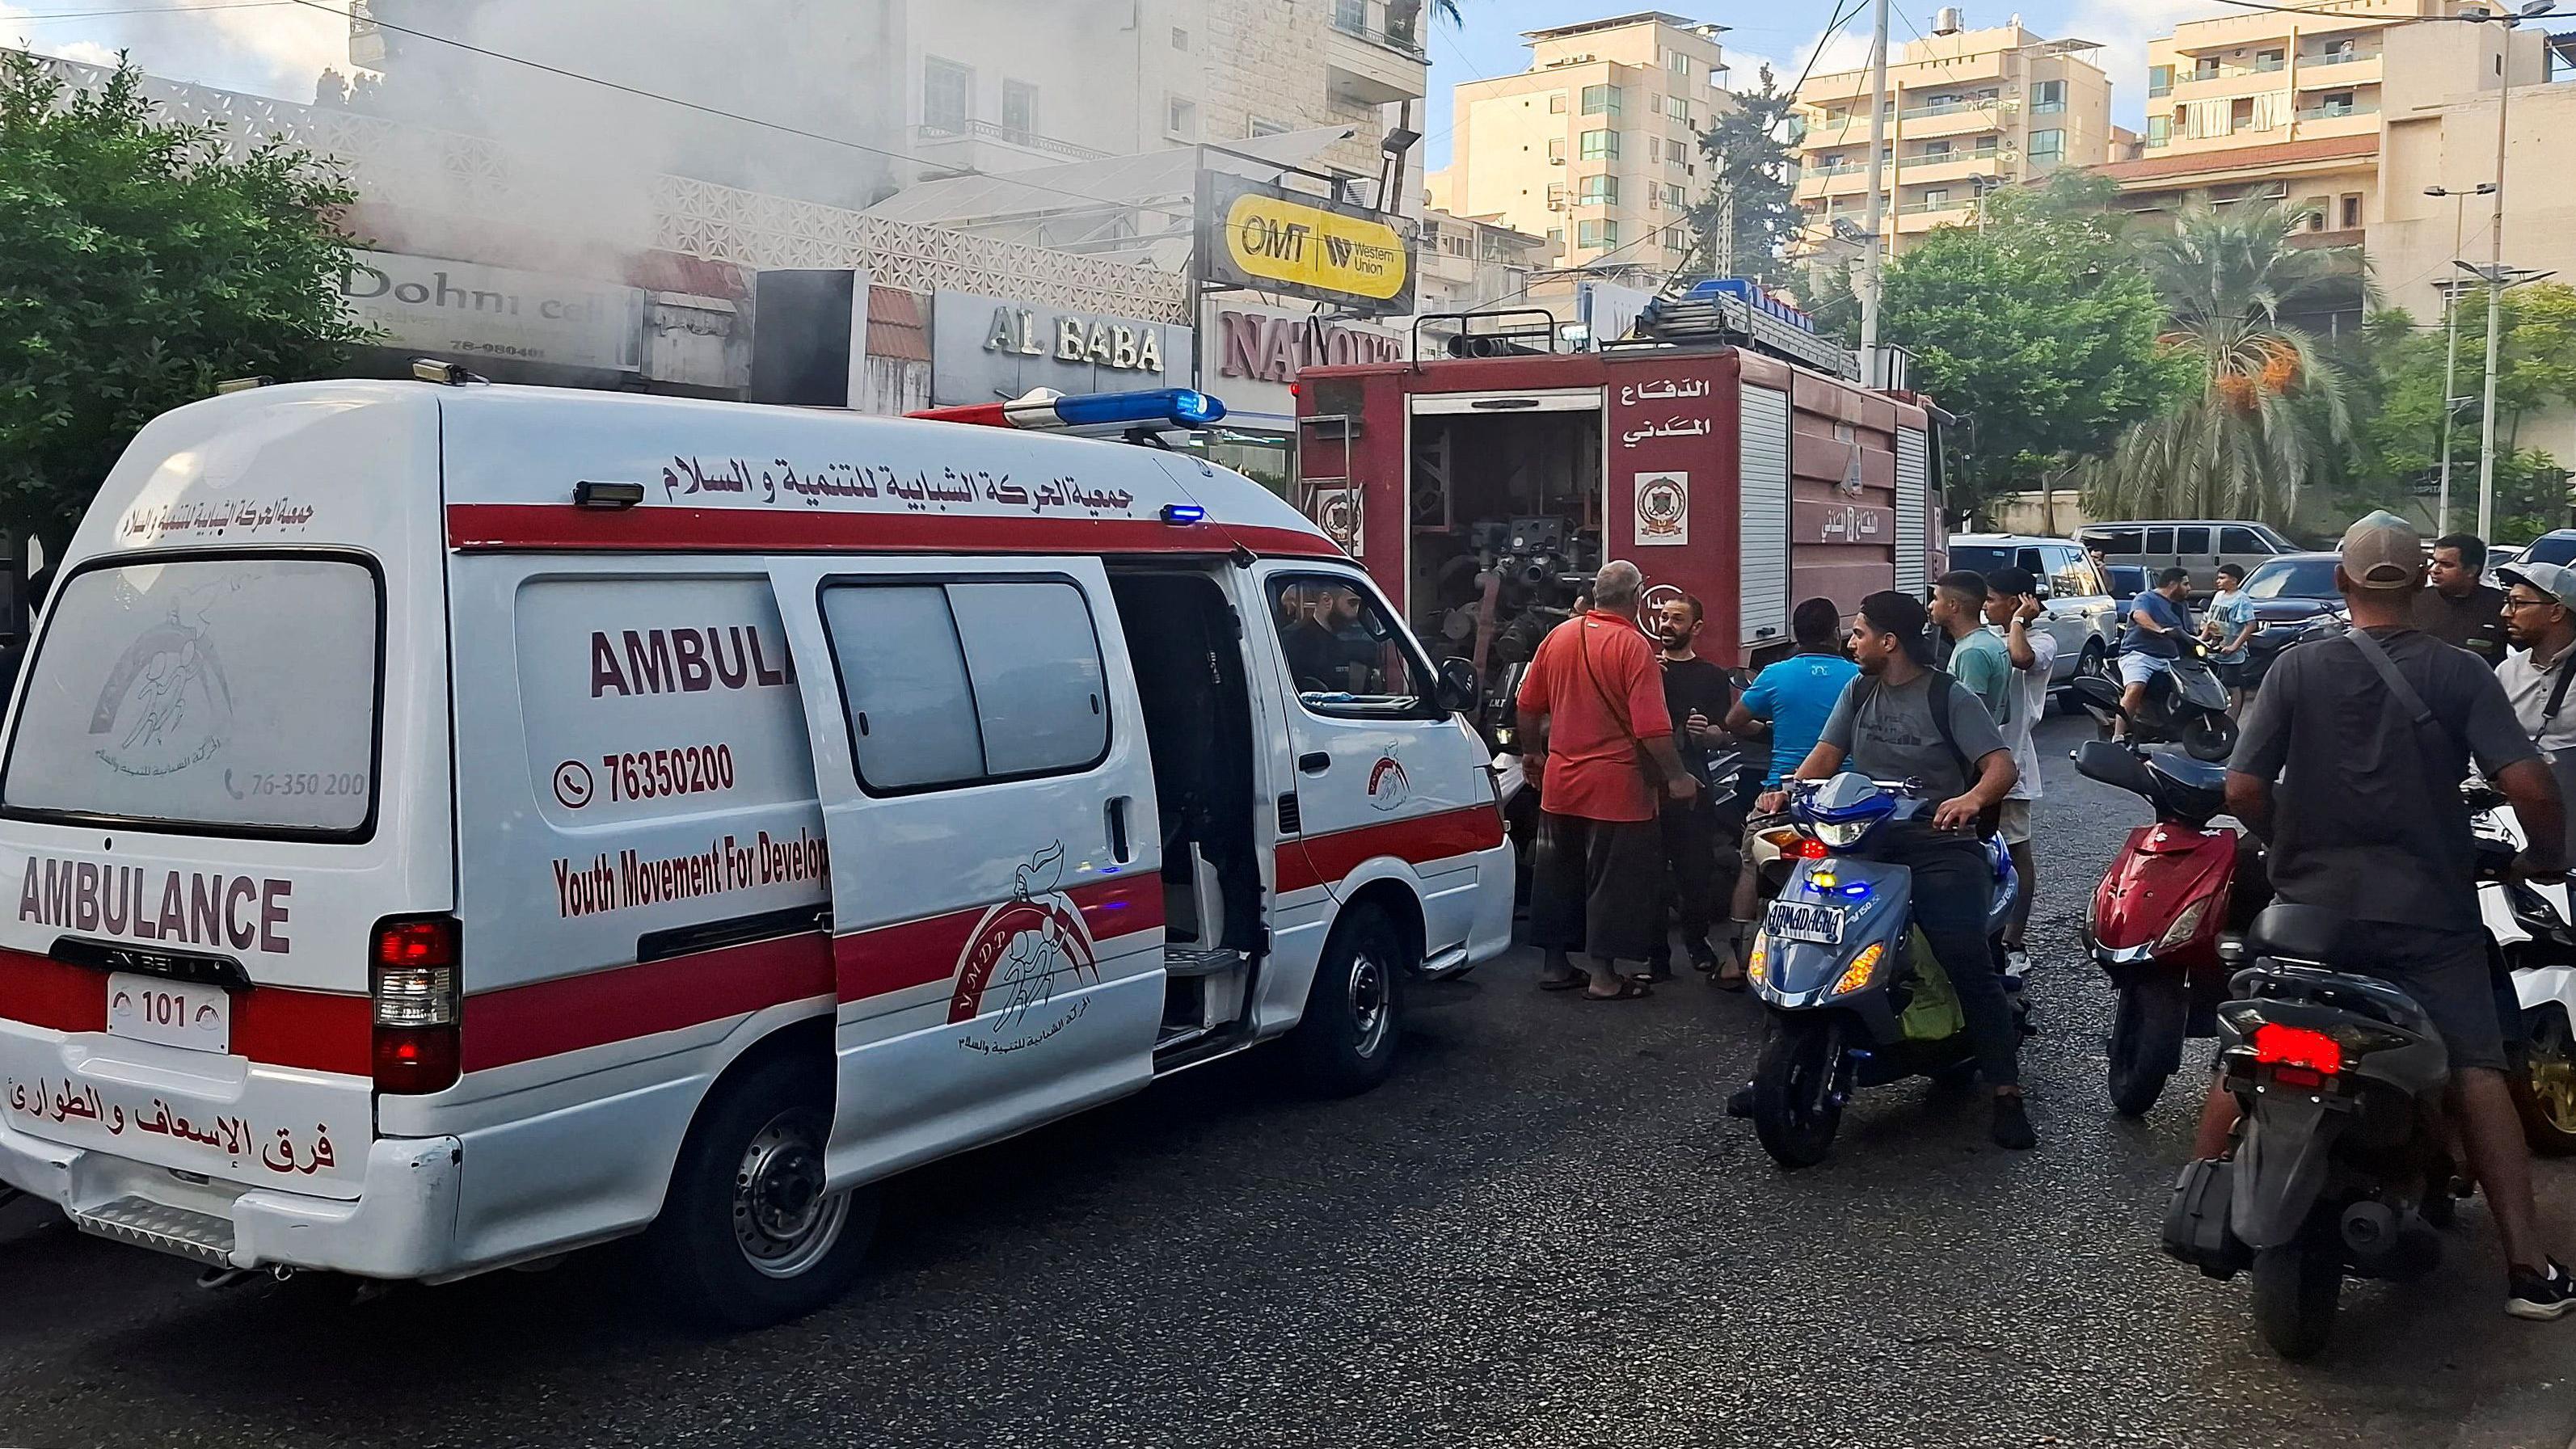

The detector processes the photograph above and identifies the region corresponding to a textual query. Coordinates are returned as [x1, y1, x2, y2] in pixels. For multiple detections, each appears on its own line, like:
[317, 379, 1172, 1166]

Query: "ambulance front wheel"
[647, 1051, 878, 1329]
[1286, 903, 1411, 1097]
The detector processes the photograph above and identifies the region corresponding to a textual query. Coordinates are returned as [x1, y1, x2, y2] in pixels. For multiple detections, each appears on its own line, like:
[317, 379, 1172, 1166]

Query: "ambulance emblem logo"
[1364, 752, 1411, 813]
[949, 843, 1102, 1055]
[90, 610, 235, 779]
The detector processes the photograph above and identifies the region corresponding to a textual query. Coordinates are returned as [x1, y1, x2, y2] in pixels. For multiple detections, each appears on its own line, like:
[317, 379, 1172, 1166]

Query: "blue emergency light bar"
[909, 387, 1229, 432]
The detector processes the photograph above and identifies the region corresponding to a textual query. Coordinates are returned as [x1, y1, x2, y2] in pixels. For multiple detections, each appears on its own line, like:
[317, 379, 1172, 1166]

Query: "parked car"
[2077, 520, 2299, 597]
[1948, 532, 2119, 685]
[2519, 529, 2576, 570]
[2106, 564, 2150, 622]
[2486, 544, 2526, 588]
[2234, 551, 2347, 688]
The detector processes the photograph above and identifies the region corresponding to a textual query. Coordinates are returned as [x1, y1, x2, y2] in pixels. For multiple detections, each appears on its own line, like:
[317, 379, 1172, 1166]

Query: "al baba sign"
[1204, 175, 1414, 315]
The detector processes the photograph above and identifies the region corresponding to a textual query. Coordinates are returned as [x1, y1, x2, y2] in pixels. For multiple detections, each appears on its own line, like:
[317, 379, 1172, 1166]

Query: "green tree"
[0, 53, 365, 555]
[2354, 284, 2576, 541]
[1685, 64, 1800, 288]
[2079, 195, 2355, 526]
[1873, 172, 2184, 521]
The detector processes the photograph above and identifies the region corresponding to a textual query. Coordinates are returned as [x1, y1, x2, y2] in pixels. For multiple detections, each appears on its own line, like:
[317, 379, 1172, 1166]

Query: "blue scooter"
[1746, 773, 2020, 1168]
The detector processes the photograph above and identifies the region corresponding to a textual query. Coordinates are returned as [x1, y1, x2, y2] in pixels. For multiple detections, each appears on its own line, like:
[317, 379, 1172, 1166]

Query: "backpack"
[1853, 669, 2000, 837]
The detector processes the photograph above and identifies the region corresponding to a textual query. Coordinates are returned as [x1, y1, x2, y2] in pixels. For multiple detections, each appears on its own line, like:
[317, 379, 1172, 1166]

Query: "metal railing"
[913, 120, 1108, 162]
[2299, 101, 2376, 120]
[1328, 2, 1430, 60]
[1898, 98, 1992, 120]
[1897, 197, 1967, 215]
[2304, 49, 2376, 67]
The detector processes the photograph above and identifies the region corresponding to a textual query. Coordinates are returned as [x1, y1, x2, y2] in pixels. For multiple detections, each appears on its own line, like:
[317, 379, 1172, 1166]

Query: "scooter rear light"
[2253, 1022, 2342, 1076]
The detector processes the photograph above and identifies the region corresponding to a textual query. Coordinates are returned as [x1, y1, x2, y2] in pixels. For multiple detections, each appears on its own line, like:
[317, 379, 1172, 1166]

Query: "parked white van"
[0, 379, 1514, 1325]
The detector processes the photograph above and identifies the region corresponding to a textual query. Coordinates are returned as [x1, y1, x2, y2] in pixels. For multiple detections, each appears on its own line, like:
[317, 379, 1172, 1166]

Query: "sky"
[1, 0, 2237, 175]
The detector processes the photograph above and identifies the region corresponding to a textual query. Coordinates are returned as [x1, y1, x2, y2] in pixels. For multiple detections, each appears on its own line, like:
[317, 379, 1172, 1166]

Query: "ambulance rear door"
[765, 556, 1167, 1190]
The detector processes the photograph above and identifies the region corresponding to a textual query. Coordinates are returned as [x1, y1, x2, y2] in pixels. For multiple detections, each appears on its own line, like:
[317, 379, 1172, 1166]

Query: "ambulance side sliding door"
[765, 556, 1167, 1191]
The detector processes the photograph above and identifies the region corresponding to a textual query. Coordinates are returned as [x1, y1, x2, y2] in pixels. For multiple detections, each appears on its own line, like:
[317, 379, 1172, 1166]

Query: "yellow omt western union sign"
[1222, 191, 1410, 303]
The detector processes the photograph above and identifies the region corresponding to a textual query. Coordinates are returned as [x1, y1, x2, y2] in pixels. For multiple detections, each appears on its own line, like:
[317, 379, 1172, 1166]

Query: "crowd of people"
[1507, 513, 2576, 1321]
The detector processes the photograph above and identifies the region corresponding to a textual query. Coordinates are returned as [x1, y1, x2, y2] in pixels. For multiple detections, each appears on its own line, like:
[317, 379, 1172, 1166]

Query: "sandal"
[1713, 967, 1748, 992]
[1538, 974, 1588, 992]
[1583, 978, 1652, 1001]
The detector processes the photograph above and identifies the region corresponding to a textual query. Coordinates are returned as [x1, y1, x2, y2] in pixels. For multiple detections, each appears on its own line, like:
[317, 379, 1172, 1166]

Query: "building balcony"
[2296, 101, 2378, 123]
[2296, 54, 2381, 87]
[1899, 104, 2005, 141]
[1794, 165, 1880, 200]
[913, 120, 1109, 175]
[2171, 67, 2293, 101]
[2300, 48, 2379, 70]
[1903, 151, 2002, 184]
[1326, 0, 1430, 105]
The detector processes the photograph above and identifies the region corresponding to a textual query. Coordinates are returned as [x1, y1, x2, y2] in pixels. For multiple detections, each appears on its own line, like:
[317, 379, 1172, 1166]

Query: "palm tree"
[2080, 194, 2357, 525]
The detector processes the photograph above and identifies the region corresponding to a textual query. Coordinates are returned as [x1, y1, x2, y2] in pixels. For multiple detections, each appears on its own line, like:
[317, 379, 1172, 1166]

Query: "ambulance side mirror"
[1436, 657, 1479, 716]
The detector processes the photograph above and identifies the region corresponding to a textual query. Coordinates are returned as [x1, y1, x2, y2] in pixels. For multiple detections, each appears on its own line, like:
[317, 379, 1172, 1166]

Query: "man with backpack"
[2208, 512, 2574, 1319]
[1758, 590, 2032, 1148]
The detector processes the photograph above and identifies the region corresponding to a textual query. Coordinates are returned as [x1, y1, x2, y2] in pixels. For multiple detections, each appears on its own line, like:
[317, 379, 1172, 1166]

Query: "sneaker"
[2507, 1260, 2576, 1321]
[1726, 1085, 1755, 1118]
[2003, 949, 2030, 985]
[1990, 1094, 2038, 1151]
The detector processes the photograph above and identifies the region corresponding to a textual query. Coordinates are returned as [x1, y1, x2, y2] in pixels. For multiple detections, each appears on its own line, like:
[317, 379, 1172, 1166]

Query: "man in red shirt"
[1517, 562, 1699, 999]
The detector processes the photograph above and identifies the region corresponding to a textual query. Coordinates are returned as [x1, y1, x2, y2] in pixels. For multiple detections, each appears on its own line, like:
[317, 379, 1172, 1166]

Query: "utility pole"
[1857, 0, 1892, 387]
[2426, 183, 2492, 535]
[2473, 0, 2554, 538]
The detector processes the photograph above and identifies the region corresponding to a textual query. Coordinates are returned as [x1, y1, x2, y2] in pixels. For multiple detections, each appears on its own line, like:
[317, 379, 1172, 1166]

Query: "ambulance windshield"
[3, 555, 381, 837]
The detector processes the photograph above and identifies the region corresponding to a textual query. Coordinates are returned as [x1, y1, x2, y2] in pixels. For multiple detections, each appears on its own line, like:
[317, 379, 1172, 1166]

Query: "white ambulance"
[0, 377, 1513, 1325]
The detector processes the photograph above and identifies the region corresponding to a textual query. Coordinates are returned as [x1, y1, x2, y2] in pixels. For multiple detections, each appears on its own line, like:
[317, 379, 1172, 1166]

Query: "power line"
[7, 0, 290, 21]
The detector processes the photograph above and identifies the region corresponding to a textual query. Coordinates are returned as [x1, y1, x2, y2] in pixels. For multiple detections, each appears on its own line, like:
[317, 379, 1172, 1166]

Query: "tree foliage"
[1685, 64, 1801, 288]
[2348, 284, 2576, 541]
[1873, 172, 2183, 519]
[2079, 195, 2355, 526]
[0, 53, 365, 551]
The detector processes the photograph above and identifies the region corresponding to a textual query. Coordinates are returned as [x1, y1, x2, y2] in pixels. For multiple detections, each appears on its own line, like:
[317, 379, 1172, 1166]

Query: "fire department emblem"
[1312, 487, 1364, 557]
[949, 843, 1102, 1054]
[1634, 471, 1689, 546]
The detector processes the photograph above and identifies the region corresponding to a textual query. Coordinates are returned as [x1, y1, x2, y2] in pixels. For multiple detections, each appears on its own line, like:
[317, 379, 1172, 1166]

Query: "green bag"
[1898, 925, 1966, 1043]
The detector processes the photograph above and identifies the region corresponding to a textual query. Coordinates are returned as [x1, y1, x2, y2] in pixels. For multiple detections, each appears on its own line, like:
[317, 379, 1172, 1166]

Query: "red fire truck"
[1292, 332, 1950, 680]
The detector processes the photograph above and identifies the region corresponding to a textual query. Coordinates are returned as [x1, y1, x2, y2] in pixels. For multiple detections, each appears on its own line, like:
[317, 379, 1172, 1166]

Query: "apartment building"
[2097, 0, 2555, 322]
[908, 0, 1431, 188]
[1414, 206, 1558, 312]
[1790, 15, 2114, 259]
[1430, 12, 1734, 275]
[352, 1, 1428, 203]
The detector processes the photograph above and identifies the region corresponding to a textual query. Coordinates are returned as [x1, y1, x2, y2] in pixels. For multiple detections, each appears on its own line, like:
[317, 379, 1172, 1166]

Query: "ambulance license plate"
[1766, 902, 1847, 947]
[105, 972, 230, 1055]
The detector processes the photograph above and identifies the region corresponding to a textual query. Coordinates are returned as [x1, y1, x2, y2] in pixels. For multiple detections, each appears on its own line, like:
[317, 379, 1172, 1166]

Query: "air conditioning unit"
[1549, 155, 1566, 165]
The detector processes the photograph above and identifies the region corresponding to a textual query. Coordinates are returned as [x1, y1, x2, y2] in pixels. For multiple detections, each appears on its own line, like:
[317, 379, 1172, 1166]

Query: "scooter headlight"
[1811, 818, 1875, 850]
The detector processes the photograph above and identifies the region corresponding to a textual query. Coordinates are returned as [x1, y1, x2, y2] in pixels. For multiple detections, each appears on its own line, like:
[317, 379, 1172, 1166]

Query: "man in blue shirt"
[1718, 597, 1858, 985]
[2117, 567, 2193, 739]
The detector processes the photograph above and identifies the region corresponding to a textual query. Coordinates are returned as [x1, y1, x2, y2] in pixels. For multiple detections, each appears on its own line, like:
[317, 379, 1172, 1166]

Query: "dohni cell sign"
[340, 249, 645, 372]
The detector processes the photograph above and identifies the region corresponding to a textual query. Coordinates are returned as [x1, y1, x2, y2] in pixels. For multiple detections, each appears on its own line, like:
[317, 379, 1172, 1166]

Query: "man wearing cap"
[2497, 558, 2576, 860]
[2211, 511, 2576, 1320]
[1760, 590, 2032, 1149]
[2419, 532, 2511, 668]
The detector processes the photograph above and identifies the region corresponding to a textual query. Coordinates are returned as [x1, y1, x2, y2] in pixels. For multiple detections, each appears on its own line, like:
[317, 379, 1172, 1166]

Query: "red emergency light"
[909, 387, 1226, 432]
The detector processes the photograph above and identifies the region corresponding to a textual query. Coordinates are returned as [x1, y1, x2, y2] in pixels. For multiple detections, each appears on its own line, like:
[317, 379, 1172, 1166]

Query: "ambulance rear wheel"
[647, 1052, 876, 1329]
[1287, 904, 1410, 1097]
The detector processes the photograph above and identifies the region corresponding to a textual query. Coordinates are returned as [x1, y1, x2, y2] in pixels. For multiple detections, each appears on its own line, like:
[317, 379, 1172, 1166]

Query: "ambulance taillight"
[371, 916, 461, 1094]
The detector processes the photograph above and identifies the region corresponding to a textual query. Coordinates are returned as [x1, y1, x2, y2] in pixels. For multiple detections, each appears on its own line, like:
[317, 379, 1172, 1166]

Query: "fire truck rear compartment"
[1405, 406, 1603, 666]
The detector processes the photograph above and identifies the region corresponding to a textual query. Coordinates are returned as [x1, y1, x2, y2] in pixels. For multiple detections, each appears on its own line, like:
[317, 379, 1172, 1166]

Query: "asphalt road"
[2, 712, 2571, 1449]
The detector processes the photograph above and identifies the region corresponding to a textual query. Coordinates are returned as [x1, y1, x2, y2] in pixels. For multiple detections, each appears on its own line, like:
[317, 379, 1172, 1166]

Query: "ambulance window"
[1267, 575, 1437, 718]
[819, 577, 1110, 793]
[2, 555, 380, 837]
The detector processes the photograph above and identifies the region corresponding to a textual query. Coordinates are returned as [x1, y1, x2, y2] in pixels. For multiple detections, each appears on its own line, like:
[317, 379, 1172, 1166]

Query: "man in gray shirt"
[1762, 590, 2030, 1148]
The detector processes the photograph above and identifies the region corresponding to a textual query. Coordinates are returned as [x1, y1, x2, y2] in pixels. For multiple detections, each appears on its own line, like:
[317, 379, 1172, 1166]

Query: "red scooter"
[2075, 737, 2268, 1116]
